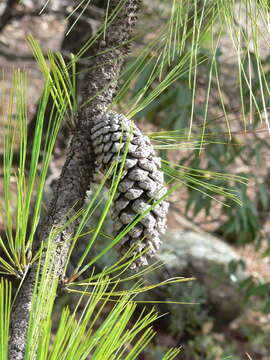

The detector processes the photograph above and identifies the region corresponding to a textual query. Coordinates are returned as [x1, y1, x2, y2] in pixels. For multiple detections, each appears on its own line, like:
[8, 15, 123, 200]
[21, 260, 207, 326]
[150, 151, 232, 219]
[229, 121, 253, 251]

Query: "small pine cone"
[91, 111, 169, 268]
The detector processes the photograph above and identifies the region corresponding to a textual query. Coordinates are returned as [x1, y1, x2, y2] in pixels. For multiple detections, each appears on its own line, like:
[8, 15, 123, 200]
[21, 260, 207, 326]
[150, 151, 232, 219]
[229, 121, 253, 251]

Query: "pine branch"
[8, 1, 141, 358]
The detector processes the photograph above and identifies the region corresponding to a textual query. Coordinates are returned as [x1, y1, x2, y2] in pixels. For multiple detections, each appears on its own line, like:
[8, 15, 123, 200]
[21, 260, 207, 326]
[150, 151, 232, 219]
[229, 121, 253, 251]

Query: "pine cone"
[91, 111, 169, 267]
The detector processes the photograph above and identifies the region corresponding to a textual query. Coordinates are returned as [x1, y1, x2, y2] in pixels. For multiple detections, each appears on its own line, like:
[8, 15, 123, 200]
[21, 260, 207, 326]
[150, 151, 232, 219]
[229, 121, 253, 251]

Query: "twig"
[173, 212, 208, 235]
[0, 0, 17, 32]
[8, 1, 141, 358]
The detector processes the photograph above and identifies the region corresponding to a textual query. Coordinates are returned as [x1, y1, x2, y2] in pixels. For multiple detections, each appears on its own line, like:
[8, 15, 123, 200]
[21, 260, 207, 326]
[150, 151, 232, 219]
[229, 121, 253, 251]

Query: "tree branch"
[8, 1, 141, 358]
[0, 0, 17, 32]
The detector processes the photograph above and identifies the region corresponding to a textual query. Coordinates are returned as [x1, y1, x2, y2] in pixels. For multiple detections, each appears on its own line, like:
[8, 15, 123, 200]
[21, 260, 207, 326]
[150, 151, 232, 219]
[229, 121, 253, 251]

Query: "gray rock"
[158, 230, 244, 275]
[150, 230, 248, 324]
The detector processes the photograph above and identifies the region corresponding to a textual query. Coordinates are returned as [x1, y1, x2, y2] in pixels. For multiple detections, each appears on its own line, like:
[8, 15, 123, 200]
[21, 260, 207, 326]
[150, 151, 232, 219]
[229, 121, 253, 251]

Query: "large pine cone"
[91, 111, 169, 267]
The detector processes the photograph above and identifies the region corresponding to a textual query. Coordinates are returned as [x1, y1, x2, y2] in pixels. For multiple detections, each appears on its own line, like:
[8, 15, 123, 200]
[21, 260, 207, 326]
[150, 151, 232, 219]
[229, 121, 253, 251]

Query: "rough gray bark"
[8, 1, 141, 358]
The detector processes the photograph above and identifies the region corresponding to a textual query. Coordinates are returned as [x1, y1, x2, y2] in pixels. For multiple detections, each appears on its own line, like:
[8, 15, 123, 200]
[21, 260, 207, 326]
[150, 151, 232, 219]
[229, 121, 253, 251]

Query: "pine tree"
[0, 0, 269, 359]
